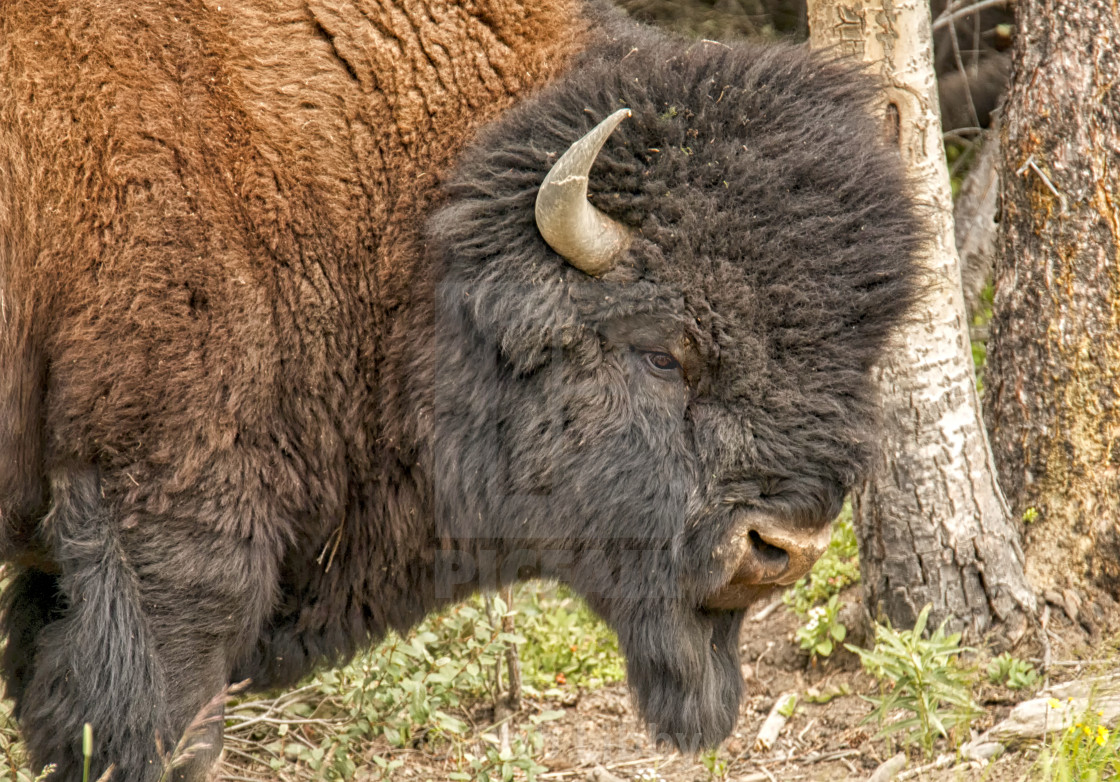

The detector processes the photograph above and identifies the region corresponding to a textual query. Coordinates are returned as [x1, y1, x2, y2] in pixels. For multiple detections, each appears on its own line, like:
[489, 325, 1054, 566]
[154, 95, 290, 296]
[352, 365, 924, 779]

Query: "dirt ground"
[218, 585, 1120, 782]
[513, 590, 1040, 782]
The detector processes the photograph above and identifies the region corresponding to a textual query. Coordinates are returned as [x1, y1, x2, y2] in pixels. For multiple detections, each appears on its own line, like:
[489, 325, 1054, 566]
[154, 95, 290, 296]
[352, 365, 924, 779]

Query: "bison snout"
[702, 518, 832, 610]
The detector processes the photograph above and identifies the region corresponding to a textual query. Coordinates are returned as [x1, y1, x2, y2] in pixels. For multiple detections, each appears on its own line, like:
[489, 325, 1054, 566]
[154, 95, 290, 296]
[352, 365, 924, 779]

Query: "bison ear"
[535, 108, 632, 277]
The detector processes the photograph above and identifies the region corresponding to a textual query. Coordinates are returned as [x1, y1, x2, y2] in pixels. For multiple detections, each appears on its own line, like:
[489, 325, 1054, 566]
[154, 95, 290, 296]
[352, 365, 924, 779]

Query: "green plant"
[849, 604, 981, 756]
[82, 724, 92, 782]
[986, 653, 1039, 691]
[0, 582, 624, 781]
[784, 507, 858, 659]
[783, 508, 860, 616]
[222, 583, 623, 779]
[223, 593, 531, 779]
[794, 594, 847, 658]
[970, 281, 994, 393]
[778, 693, 799, 718]
[450, 729, 547, 782]
[1036, 700, 1120, 782]
[513, 583, 625, 692]
[700, 747, 729, 780]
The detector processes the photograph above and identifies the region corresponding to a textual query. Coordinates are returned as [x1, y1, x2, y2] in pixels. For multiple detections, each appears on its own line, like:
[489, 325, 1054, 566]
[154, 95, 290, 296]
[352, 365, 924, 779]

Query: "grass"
[987, 653, 1040, 691]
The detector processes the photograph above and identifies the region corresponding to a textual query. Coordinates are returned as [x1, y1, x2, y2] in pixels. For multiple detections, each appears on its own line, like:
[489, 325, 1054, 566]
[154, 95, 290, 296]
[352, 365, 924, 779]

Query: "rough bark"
[806, 0, 1036, 636]
[954, 122, 1000, 321]
[984, 0, 1120, 594]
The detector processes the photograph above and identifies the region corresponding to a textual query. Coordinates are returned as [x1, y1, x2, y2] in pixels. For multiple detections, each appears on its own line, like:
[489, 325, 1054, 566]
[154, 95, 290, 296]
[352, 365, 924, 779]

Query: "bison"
[0, 0, 922, 778]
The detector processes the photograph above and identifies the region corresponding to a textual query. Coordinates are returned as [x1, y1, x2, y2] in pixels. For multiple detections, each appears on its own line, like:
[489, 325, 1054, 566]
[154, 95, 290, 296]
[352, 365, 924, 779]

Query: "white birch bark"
[805, 0, 1036, 636]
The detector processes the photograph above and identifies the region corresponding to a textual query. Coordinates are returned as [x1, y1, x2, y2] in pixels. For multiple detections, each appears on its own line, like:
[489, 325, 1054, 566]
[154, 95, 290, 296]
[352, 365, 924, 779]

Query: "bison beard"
[0, 1, 922, 779]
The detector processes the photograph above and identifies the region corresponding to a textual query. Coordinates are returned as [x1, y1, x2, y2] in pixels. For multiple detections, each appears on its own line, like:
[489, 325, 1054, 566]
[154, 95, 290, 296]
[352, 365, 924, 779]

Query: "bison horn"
[535, 108, 633, 276]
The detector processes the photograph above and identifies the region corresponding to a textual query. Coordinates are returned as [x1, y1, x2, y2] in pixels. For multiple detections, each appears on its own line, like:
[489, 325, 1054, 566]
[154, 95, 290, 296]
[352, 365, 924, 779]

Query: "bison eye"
[641, 350, 681, 375]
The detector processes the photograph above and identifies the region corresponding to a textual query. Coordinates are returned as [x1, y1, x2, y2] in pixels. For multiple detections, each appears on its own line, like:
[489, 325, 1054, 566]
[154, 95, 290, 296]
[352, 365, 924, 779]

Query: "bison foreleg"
[5, 467, 276, 782]
[7, 468, 174, 780]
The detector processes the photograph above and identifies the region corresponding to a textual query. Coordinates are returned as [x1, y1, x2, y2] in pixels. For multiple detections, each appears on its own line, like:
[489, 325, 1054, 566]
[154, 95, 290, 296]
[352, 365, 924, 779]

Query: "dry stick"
[945, 9, 980, 129]
[484, 593, 502, 695]
[588, 766, 626, 782]
[750, 596, 784, 623]
[501, 584, 522, 710]
[755, 692, 797, 751]
[538, 756, 669, 779]
[1038, 604, 1053, 672]
[897, 754, 955, 780]
[222, 745, 281, 766]
[865, 752, 906, 782]
[730, 741, 859, 773]
[230, 683, 322, 713]
[800, 749, 862, 764]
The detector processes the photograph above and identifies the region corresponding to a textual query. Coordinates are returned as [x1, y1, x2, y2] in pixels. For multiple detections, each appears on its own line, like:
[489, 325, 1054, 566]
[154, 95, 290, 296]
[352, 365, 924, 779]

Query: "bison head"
[425, 37, 921, 749]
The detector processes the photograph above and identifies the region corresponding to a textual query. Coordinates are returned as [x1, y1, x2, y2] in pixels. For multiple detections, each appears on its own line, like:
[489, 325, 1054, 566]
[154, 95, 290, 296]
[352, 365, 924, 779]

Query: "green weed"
[699, 747, 729, 780]
[224, 583, 621, 779]
[794, 593, 847, 659]
[987, 652, 1040, 691]
[514, 583, 625, 693]
[784, 507, 859, 659]
[849, 604, 980, 756]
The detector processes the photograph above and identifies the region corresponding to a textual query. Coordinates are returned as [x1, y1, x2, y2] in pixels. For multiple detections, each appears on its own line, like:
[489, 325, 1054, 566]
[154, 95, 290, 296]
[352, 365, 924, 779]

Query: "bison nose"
[702, 519, 832, 610]
[749, 521, 831, 585]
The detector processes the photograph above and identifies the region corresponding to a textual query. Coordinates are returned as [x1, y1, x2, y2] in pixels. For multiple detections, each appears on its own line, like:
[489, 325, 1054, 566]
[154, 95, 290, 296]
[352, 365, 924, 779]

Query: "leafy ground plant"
[849, 604, 981, 757]
[219, 582, 620, 780]
[794, 594, 847, 659]
[514, 584, 625, 693]
[0, 581, 622, 782]
[1036, 699, 1120, 782]
[986, 652, 1039, 691]
[699, 747, 729, 781]
[784, 506, 859, 659]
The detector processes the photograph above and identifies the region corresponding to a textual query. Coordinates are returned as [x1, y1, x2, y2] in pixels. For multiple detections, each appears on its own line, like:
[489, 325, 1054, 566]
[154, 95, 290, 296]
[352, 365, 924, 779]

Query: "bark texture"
[806, 0, 1035, 635]
[985, 0, 1120, 593]
[954, 122, 1000, 321]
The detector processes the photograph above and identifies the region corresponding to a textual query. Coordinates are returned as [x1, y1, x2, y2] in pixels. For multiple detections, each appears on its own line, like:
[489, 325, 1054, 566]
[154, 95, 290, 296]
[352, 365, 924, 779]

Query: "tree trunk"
[984, 0, 1120, 595]
[806, 0, 1036, 636]
[954, 121, 1000, 324]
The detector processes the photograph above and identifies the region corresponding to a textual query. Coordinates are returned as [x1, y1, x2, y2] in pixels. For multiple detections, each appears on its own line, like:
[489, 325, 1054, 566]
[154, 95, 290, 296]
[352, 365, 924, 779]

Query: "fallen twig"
[539, 756, 668, 779]
[750, 597, 784, 623]
[897, 754, 954, 780]
[932, 0, 1011, 31]
[798, 749, 862, 765]
[755, 692, 797, 751]
[865, 752, 906, 782]
[588, 765, 625, 782]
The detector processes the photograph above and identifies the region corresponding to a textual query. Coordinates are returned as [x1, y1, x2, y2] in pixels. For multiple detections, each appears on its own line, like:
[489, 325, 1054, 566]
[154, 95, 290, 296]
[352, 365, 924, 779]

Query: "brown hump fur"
[0, 0, 586, 542]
